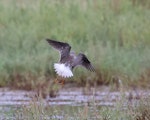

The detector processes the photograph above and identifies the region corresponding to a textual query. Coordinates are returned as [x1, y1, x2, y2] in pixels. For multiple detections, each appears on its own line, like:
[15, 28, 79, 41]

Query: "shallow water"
[0, 87, 149, 106]
[0, 87, 149, 119]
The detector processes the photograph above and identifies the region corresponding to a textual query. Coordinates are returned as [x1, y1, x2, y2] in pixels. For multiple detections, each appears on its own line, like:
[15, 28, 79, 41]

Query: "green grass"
[13, 96, 150, 120]
[0, 0, 150, 88]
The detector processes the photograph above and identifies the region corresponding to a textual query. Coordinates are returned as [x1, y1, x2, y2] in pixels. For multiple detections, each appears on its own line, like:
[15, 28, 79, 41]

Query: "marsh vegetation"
[0, 0, 150, 89]
[0, 87, 150, 120]
[0, 0, 150, 119]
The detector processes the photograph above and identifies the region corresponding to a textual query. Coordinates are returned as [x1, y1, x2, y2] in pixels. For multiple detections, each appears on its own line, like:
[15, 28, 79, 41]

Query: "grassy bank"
[14, 96, 150, 120]
[0, 0, 150, 89]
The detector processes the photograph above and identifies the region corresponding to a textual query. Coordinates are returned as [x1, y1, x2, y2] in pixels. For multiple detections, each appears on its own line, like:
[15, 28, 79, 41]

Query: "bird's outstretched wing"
[73, 53, 95, 72]
[46, 39, 71, 62]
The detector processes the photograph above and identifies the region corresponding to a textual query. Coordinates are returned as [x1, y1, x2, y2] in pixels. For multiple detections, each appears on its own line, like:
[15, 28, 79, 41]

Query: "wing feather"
[73, 53, 95, 72]
[46, 39, 71, 62]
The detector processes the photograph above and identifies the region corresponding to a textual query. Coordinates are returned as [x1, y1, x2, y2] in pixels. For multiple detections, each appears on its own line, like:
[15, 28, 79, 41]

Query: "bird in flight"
[46, 39, 95, 78]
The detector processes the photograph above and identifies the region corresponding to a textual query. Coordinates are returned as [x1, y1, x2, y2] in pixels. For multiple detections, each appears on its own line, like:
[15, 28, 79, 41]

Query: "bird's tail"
[54, 63, 73, 78]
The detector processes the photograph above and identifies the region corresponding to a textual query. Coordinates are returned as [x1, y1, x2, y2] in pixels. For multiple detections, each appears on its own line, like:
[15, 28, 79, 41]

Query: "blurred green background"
[0, 0, 150, 89]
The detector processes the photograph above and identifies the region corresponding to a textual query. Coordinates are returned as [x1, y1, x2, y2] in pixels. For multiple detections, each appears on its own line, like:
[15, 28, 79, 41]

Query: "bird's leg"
[59, 77, 65, 86]
[54, 76, 59, 84]
[57, 76, 65, 86]
[54, 76, 65, 86]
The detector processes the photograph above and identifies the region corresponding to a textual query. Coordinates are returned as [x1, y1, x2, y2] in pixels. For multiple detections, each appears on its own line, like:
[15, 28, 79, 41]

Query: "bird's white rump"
[54, 63, 73, 78]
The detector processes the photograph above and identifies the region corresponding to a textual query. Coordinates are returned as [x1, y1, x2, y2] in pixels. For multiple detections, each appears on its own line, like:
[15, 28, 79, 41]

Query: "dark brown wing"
[46, 39, 71, 62]
[73, 53, 95, 72]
